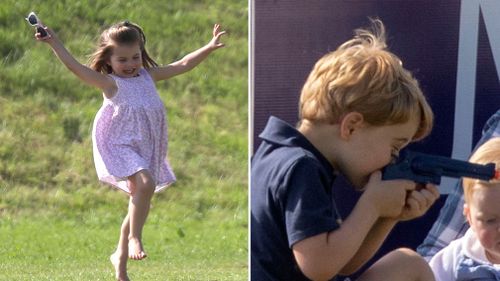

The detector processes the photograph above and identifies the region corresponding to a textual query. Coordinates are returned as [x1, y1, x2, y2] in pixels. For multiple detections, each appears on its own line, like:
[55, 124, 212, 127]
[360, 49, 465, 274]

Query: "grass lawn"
[0, 188, 247, 280]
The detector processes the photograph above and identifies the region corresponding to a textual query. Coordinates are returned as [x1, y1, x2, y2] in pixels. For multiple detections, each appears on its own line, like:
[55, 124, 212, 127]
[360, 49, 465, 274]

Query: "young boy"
[429, 138, 500, 280]
[251, 19, 440, 281]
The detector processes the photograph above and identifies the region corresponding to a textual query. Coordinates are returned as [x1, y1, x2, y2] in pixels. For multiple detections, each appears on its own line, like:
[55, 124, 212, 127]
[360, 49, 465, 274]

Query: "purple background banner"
[253, 0, 499, 160]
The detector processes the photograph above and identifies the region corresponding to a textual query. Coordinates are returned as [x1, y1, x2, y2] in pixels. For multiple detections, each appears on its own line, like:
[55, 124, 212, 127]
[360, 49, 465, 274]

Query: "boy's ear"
[463, 203, 471, 224]
[339, 112, 364, 139]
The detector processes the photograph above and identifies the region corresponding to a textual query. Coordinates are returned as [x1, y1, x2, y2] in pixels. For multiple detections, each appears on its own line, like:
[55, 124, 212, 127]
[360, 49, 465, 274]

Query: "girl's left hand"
[209, 23, 226, 49]
[397, 183, 440, 221]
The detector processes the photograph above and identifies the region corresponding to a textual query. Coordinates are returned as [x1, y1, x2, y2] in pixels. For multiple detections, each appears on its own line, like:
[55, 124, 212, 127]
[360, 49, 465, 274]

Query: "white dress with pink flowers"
[92, 68, 176, 193]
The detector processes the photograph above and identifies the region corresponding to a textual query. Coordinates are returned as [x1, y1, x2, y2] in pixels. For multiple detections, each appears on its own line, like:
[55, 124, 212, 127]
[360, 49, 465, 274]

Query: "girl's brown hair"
[88, 21, 158, 74]
[299, 19, 433, 141]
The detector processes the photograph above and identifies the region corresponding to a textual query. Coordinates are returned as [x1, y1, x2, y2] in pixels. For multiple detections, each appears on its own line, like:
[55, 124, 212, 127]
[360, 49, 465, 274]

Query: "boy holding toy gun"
[251, 19, 440, 281]
[251, 18, 500, 281]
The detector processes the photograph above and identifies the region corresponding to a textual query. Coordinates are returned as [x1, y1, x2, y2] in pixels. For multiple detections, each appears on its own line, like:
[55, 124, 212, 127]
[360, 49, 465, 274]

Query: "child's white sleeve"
[428, 240, 461, 281]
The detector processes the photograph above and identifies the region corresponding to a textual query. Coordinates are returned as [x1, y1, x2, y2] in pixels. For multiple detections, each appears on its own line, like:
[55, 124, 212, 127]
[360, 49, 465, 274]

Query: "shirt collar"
[259, 116, 334, 174]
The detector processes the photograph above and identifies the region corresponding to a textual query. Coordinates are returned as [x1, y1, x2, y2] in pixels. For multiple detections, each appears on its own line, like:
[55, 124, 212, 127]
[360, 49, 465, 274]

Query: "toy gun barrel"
[381, 150, 497, 184]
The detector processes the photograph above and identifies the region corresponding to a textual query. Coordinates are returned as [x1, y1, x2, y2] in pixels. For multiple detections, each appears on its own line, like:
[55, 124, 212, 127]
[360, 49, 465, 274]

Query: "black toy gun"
[382, 150, 500, 185]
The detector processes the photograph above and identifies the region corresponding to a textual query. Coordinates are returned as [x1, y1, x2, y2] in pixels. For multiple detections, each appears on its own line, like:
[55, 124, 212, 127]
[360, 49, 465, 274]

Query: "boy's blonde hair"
[463, 137, 500, 203]
[299, 19, 433, 141]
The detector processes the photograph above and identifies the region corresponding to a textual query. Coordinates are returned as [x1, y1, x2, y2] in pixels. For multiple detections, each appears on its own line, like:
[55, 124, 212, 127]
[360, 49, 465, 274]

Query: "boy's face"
[108, 43, 143, 78]
[338, 114, 419, 189]
[465, 183, 500, 264]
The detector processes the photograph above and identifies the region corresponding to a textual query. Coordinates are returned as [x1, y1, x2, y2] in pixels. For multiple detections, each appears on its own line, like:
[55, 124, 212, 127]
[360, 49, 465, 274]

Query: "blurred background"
[0, 0, 247, 280]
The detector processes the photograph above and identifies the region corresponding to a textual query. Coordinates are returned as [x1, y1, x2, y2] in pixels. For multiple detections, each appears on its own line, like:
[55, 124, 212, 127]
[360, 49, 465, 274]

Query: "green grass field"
[0, 0, 248, 280]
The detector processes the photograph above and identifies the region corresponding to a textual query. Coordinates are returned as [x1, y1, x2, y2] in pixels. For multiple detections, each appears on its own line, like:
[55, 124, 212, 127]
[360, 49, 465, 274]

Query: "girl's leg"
[110, 214, 130, 281]
[127, 170, 155, 260]
[357, 248, 435, 281]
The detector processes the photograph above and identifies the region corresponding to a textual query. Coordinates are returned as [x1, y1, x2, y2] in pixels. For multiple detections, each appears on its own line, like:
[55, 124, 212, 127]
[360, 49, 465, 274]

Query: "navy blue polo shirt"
[251, 116, 341, 281]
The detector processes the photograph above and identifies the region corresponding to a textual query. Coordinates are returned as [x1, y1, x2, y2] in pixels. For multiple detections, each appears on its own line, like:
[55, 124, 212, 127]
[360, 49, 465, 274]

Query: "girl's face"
[336, 114, 419, 189]
[465, 183, 500, 264]
[108, 43, 143, 78]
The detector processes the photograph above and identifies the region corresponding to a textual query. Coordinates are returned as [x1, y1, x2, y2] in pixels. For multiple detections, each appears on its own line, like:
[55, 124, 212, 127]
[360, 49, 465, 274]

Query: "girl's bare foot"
[128, 237, 147, 260]
[110, 252, 130, 281]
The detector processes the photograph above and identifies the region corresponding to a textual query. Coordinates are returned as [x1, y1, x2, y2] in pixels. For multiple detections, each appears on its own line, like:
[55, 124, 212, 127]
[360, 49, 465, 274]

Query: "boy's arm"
[292, 174, 438, 281]
[292, 171, 413, 281]
[37, 27, 116, 97]
[148, 24, 226, 82]
[338, 218, 397, 274]
[292, 193, 383, 281]
[341, 184, 439, 274]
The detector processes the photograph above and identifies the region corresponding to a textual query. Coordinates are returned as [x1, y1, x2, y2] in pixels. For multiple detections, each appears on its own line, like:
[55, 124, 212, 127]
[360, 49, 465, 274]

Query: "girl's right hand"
[360, 171, 416, 218]
[34, 26, 54, 43]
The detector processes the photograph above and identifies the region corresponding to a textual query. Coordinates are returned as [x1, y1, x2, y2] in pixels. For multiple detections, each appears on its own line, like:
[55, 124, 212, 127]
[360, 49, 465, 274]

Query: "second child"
[429, 138, 500, 280]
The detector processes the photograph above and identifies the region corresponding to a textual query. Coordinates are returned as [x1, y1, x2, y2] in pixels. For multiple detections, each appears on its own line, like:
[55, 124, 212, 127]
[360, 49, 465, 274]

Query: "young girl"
[429, 137, 500, 281]
[33, 20, 226, 281]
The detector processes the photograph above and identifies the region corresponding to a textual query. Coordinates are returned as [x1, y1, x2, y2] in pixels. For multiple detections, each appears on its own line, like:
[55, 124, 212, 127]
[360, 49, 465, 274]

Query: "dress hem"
[98, 167, 176, 194]
[99, 178, 176, 194]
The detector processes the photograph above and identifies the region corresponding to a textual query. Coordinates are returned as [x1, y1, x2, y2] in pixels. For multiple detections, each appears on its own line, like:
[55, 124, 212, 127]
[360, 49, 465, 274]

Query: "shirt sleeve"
[282, 156, 341, 247]
[429, 239, 461, 281]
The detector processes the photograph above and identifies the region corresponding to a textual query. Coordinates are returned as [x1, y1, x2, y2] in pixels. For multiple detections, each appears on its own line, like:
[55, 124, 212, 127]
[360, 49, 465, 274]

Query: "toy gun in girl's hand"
[381, 150, 500, 185]
[25, 12, 48, 38]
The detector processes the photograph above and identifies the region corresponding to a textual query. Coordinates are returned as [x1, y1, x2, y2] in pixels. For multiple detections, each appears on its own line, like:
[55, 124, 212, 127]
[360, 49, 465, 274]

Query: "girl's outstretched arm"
[148, 24, 226, 82]
[35, 27, 117, 98]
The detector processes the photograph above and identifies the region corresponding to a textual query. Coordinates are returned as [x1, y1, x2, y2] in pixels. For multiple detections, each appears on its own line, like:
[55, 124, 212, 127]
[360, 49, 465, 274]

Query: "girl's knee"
[129, 170, 155, 195]
[137, 180, 155, 195]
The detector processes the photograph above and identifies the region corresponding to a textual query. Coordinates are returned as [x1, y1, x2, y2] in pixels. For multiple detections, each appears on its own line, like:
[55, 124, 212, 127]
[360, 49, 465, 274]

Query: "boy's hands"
[208, 23, 226, 50]
[361, 171, 416, 218]
[397, 184, 440, 221]
[361, 171, 440, 221]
